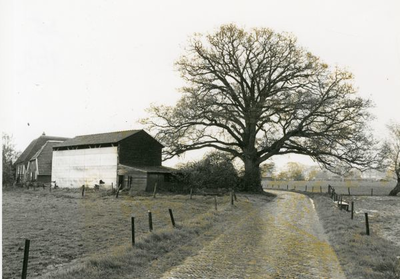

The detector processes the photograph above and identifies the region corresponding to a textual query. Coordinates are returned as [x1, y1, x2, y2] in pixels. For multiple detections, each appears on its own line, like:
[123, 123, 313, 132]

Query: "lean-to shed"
[51, 129, 175, 192]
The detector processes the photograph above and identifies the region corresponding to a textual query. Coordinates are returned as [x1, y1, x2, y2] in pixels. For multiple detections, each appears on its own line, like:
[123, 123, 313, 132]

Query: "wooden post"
[21, 239, 30, 279]
[371, 188, 373, 196]
[233, 190, 237, 201]
[294, 185, 296, 191]
[351, 201, 354, 220]
[230, 190, 234, 205]
[148, 210, 153, 232]
[312, 186, 314, 192]
[169, 209, 176, 228]
[320, 186, 322, 193]
[153, 182, 157, 198]
[111, 182, 113, 193]
[328, 185, 331, 195]
[116, 184, 122, 198]
[287, 185, 289, 190]
[365, 213, 370, 235]
[81, 185, 85, 197]
[214, 196, 217, 211]
[305, 185, 307, 192]
[131, 217, 135, 246]
[348, 187, 351, 196]
[49, 182, 52, 192]
[190, 188, 193, 199]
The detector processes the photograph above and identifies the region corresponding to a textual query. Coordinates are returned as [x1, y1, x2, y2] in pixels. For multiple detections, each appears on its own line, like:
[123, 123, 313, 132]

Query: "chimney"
[42, 132, 46, 136]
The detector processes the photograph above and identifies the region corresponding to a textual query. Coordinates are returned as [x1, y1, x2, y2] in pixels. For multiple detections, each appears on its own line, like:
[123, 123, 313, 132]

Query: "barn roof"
[30, 141, 63, 175]
[15, 135, 70, 165]
[54, 130, 143, 148]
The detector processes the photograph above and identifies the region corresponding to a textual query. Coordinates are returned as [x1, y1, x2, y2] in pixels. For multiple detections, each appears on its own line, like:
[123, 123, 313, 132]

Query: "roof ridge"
[74, 129, 142, 138]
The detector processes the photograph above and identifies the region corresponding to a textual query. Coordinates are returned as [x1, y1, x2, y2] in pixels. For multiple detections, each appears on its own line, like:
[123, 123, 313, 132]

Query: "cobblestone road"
[161, 191, 345, 278]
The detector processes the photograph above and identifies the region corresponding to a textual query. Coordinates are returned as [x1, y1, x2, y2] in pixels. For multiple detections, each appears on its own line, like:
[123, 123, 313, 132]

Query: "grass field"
[2, 187, 267, 279]
[263, 180, 396, 196]
[309, 193, 400, 278]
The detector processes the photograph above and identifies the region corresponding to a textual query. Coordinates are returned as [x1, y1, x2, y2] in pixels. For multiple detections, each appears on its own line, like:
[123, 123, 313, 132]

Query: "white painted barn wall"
[52, 147, 118, 188]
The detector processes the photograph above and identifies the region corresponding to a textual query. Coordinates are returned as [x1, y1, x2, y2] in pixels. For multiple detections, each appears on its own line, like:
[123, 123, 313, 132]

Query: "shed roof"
[15, 135, 70, 165]
[55, 130, 161, 148]
[118, 164, 176, 175]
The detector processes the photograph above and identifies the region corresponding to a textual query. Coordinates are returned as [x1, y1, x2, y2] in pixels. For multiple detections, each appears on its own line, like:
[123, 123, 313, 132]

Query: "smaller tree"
[260, 162, 275, 178]
[275, 162, 306, 181]
[2, 133, 19, 186]
[305, 166, 320, 181]
[381, 123, 400, 196]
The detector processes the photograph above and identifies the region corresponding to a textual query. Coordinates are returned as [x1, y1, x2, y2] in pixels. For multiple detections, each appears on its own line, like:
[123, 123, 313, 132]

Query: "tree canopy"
[143, 24, 376, 191]
[2, 133, 19, 186]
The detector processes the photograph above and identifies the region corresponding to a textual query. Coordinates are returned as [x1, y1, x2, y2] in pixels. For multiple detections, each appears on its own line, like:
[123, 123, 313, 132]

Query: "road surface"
[161, 190, 345, 278]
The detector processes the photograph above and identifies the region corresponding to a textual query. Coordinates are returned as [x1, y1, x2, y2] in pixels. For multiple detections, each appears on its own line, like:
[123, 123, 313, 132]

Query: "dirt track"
[162, 190, 345, 278]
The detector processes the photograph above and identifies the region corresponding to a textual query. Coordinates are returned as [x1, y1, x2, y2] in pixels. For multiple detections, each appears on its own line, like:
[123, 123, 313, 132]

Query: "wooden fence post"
[190, 188, 193, 199]
[351, 201, 354, 220]
[233, 190, 237, 201]
[153, 182, 157, 198]
[116, 184, 122, 198]
[81, 185, 85, 197]
[348, 187, 351, 196]
[131, 217, 135, 246]
[305, 185, 307, 192]
[365, 213, 370, 235]
[21, 239, 30, 279]
[169, 209, 176, 228]
[371, 188, 373, 196]
[230, 190, 234, 205]
[214, 196, 217, 211]
[148, 210, 153, 232]
[320, 186, 322, 193]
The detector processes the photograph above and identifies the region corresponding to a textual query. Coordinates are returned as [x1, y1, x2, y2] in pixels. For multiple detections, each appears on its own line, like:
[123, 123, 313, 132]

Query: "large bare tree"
[381, 123, 400, 196]
[143, 24, 376, 192]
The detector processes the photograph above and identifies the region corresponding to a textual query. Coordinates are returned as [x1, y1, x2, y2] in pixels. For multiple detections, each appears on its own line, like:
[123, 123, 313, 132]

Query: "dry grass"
[264, 180, 396, 196]
[309, 193, 400, 279]
[2, 187, 270, 279]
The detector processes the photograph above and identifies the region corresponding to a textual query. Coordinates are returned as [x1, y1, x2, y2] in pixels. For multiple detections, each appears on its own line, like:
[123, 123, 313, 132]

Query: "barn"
[51, 129, 175, 192]
[15, 133, 70, 184]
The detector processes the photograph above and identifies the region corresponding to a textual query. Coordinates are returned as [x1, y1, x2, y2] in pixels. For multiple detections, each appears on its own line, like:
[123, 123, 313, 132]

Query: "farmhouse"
[51, 129, 175, 192]
[15, 133, 70, 184]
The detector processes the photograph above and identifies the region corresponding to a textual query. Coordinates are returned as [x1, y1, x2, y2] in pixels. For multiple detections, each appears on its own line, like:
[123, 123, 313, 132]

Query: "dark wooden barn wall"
[119, 131, 162, 167]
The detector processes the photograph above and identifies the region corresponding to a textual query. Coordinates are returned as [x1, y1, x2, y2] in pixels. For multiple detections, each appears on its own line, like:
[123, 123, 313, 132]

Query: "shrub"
[177, 152, 239, 190]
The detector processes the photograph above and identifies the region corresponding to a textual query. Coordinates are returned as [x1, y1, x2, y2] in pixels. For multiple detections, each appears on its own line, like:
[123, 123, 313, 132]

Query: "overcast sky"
[1, 0, 399, 168]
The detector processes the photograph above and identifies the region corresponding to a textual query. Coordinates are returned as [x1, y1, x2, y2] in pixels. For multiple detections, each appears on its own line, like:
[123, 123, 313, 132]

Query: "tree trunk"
[243, 158, 263, 192]
[389, 180, 400, 196]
